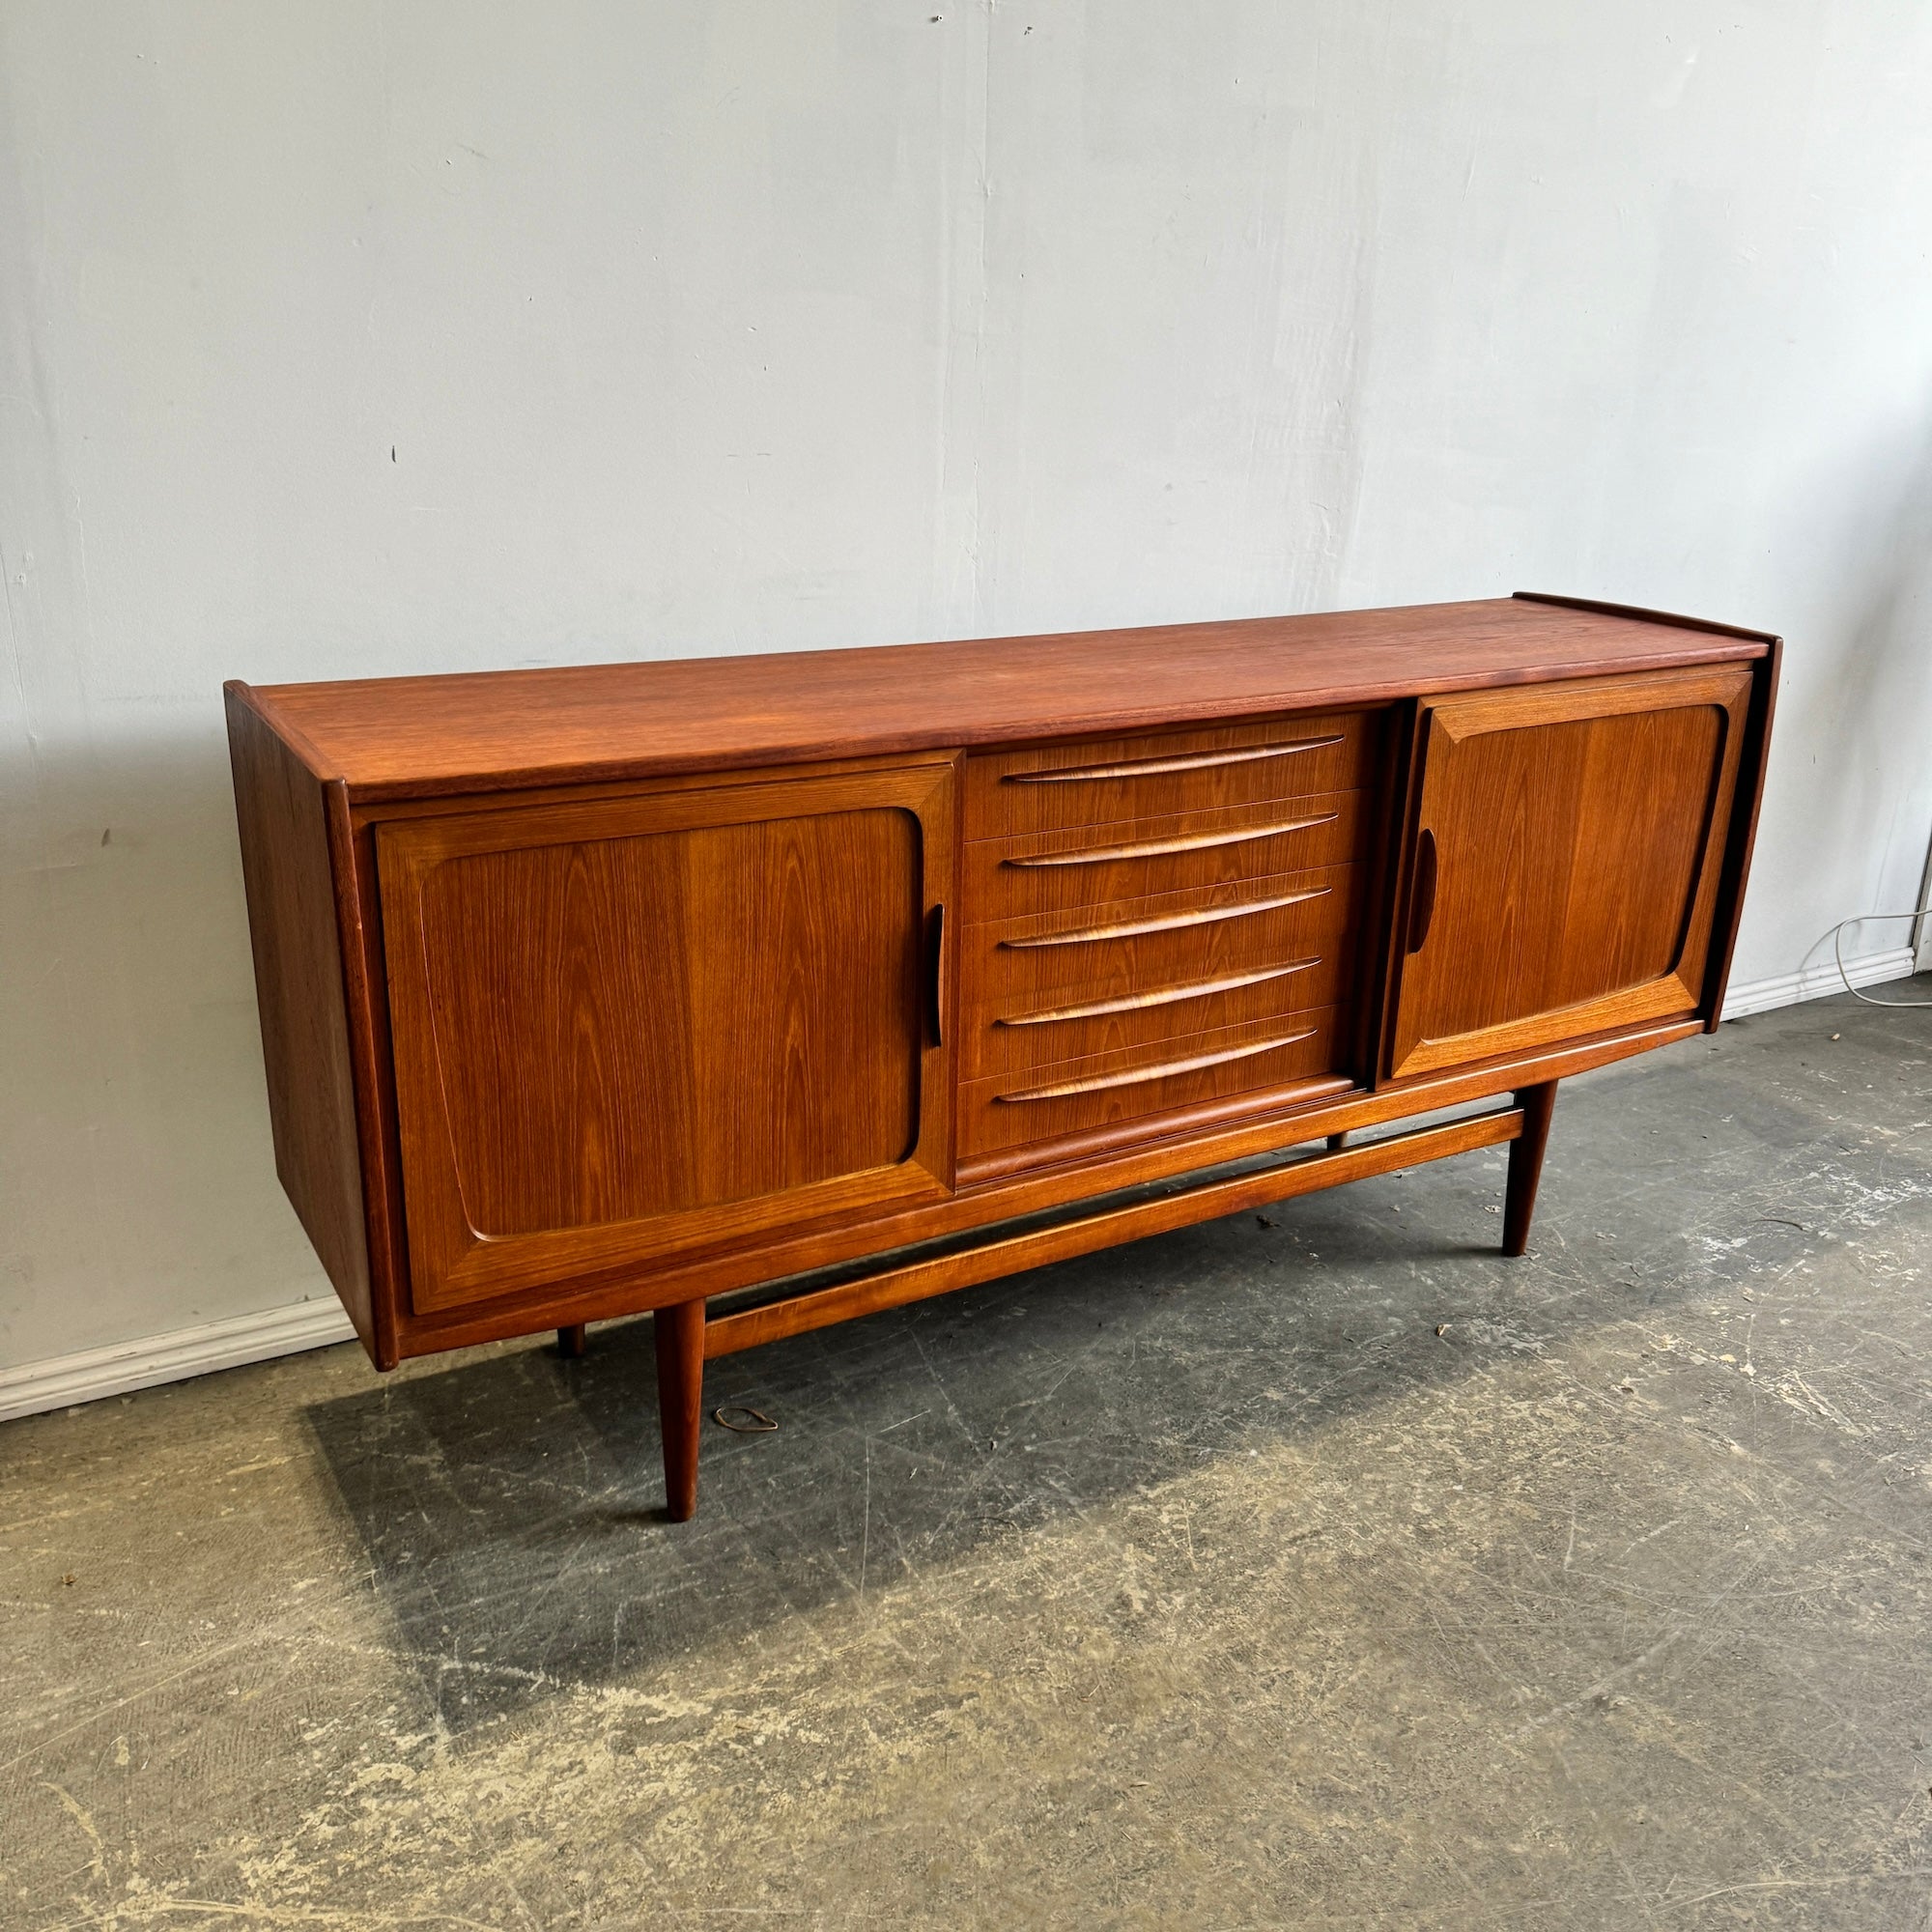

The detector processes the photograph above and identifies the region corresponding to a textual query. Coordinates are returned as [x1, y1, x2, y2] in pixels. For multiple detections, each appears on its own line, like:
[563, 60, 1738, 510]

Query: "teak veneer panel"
[962, 949, 1355, 1081]
[1386, 666, 1753, 1078]
[224, 693, 374, 1347]
[965, 713, 1377, 840]
[376, 766, 955, 1312]
[958, 1005, 1350, 1162]
[965, 789, 1371, 923]
[239, 597, 1769, 800]
[964, 865, 1363, 1033]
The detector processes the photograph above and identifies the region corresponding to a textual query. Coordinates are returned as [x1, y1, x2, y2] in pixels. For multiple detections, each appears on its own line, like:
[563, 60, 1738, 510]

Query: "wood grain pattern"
[956, 1074, 1364, 1187]
[967, 867, 1359, 1028]
[960, 1007, 1348, 1163]
[968, 955, 1345, 1082]
[998, 962, 1316, 1025]
[966, 790, 1367, 923]
[1000, 735, 1346, 781]
[223, 688, 374, 1347]
[967, 714, 1375, 840]
[377, 766, 955, 1311]
[1006, 810, 1340, 865]
[1511, 590, 1781, 645]
[416, 814, 918, 1227]
[995, 1025, 1319, 1101]
[704, 1107, 1524, 1360]
[997, 886, 1333, 948]
[1386, 667, 1752, 1079]
[241, 598, 1766, 802]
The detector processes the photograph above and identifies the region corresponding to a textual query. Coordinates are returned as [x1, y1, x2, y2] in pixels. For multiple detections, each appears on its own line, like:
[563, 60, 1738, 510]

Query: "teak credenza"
[227, 593, 1777, 1518]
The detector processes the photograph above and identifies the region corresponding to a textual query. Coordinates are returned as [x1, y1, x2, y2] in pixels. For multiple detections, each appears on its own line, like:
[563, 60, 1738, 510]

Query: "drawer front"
[965, 789, 1369, 924]
[964, 864, 1360, 1024]
[964, 712, 1377, 840]
[959, 1006, 1350, 1162]
[964, 936, 1353, 1080]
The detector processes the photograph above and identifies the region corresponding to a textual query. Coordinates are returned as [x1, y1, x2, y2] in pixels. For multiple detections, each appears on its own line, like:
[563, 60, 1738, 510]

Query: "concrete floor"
[6, 984, 1932, 1930]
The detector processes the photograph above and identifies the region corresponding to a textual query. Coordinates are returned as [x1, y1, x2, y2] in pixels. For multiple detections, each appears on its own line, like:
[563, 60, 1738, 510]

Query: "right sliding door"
[1385, 664, 1755, 1081]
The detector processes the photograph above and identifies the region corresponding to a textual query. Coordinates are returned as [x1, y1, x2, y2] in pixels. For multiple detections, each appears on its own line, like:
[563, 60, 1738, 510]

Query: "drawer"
[959, 1005, 1350, 1163]
[964, 788, 1369, 924]
[963, 940, 1353, 1080]
[964, 711, 1378, 841]
[962, 864, 1361, 1029]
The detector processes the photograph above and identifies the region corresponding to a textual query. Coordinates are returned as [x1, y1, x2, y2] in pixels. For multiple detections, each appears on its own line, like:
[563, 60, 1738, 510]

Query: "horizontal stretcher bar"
[702, 1105, 1523, 1359]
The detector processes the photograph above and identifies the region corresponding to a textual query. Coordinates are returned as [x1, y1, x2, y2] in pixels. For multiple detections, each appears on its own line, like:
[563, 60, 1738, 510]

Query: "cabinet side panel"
[1701, 639, 1782, 1028]
[224, 688, 375, 1349]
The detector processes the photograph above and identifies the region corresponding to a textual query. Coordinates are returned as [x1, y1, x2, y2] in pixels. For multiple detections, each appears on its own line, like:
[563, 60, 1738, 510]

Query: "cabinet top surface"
[233, 595, 1771, 800]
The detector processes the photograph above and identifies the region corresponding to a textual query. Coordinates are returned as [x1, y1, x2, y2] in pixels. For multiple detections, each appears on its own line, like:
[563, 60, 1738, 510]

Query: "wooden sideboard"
[227, 593, 1777, 1518]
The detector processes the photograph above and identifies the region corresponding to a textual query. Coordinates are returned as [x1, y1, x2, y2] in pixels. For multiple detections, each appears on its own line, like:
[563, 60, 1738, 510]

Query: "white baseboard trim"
[2, 945, 1919, 1427]
[1719, 945, 1918, 1020]
[0, 1296, 356, 1424]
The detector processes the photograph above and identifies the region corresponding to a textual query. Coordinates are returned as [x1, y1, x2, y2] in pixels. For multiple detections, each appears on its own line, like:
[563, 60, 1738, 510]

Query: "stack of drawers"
[956, 711, 1380, 1179]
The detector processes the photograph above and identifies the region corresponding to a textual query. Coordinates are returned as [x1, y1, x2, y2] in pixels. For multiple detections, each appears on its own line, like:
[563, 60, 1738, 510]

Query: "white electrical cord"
[1830, 902, 1932, 1007]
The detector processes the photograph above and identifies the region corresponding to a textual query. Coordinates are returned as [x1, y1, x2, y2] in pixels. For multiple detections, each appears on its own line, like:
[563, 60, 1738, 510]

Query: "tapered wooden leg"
[1325, 1130, 1350, 1152]
[654, 1299, 706, 1522]
[1502, 1081, 1559, 1258]
[556, 1323, 587, 1358]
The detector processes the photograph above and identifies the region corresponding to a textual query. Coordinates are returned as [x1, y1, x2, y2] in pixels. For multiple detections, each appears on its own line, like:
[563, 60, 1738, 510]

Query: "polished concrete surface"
[6, 982, 1931, 1929]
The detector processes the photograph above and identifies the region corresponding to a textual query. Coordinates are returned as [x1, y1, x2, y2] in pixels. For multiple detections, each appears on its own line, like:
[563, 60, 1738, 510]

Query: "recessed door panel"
[1386, 667, 1753, 1080]
[379, 767, 955, 1312]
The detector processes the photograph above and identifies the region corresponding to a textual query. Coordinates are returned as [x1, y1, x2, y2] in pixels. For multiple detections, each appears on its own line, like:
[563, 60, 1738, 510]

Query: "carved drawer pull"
[1003, 811, 1339, 869]
[995, 959, 1320, 1027]
[994, 1027, 1320, 1103]
[1002, 735, 1345, 784]
[1000, 886, 1330, 950]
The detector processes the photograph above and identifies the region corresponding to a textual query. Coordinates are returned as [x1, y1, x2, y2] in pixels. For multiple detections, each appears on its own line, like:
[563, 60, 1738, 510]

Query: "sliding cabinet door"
[1386, 666, 1753, 1080]
[378, 765, 954, 1311]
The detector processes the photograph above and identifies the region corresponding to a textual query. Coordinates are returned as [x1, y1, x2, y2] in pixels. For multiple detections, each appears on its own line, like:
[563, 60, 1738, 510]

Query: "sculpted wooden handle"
[1000, 886, 1329, 951]
[1002, 735, 1345, 784]
[927, 902, 946, 1045]
[995, 1027, 1319, 1103]
[1406, 828, 1438, 954]
[995, 958, 1321, 1028]
[1002, 811, 1338, 869]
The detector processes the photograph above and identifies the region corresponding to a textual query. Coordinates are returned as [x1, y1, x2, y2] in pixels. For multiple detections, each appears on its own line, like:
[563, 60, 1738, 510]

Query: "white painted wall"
[5, 2, 1931, 1388]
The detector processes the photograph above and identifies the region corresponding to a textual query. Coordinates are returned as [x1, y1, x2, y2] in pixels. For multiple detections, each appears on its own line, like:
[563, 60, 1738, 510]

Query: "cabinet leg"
[654, 1299, 706, 1522]
[1503, 1082, 1559, 1259]
[556, 1323, 587, 1358]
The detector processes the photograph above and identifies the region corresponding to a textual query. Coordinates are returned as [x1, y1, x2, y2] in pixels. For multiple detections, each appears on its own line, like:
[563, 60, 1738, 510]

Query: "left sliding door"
[376, 765, 955, 1313]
